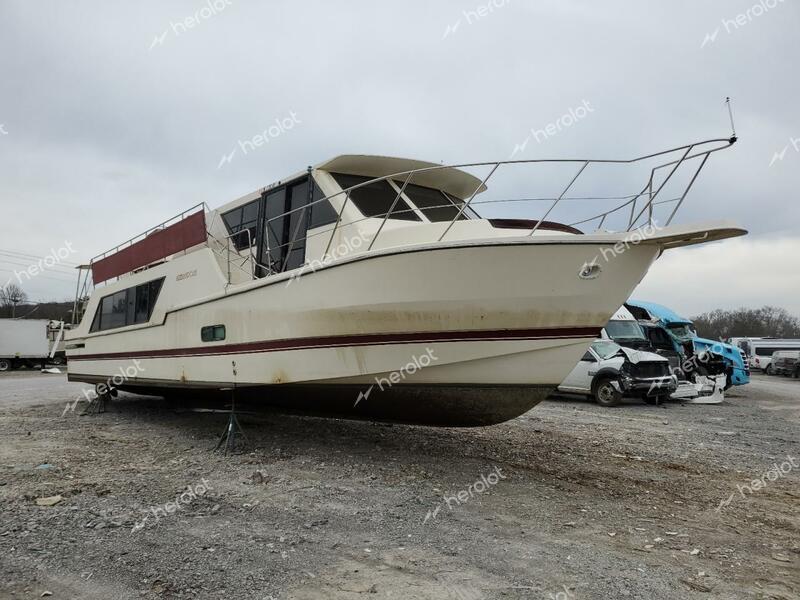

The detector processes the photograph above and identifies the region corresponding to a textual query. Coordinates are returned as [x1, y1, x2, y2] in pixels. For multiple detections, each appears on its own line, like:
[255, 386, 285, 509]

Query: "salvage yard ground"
[0, 373, 797, 599]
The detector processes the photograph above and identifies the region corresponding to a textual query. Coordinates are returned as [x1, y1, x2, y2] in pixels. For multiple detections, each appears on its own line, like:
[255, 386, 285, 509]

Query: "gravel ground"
[0, 372, 797, 600]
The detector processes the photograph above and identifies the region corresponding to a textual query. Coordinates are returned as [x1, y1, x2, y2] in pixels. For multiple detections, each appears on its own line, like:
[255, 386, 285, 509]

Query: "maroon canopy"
[92, 211, 207, 284]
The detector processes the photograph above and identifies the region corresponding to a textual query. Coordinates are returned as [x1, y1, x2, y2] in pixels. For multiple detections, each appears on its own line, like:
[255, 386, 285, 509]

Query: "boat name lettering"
[176, 270, 198, 281]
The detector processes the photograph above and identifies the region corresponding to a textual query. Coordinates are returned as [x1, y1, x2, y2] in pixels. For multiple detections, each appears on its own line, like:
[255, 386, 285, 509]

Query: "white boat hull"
[68, 236, 665, 424]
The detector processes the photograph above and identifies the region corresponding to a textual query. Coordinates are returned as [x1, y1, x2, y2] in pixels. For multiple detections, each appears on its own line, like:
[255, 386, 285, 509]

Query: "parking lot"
[0, 372, 798, 600]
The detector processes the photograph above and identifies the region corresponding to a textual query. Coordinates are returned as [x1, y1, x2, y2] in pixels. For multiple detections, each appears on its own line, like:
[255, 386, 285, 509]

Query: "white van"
[747, 339, 800, 374]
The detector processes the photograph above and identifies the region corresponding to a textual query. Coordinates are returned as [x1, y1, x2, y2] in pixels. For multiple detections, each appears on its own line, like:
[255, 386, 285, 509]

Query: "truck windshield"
[667, 324, 694, 341]
[605, 320, 647, 341]
[591, 341, 622, 360]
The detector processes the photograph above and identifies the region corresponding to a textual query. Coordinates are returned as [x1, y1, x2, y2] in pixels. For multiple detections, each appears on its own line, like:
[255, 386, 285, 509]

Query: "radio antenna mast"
[725, 97, 737, 141]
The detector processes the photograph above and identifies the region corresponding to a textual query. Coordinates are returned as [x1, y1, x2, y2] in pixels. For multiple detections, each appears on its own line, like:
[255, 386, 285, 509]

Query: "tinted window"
[105, 291, 128, 330]
[309, 180, 338, 229]
[401, 183, 466, 222]
[134, 283, 151, 323]
[754, 346, 800, 357]
[90, 278, 165, 332]
[331, 173, 420, 221]
[254, 176, 340, 277]
[263, 188, 287, 272]
[285, 180, 310, 271]
[201, 324, 226, 342]
[222, 199, 260, 251]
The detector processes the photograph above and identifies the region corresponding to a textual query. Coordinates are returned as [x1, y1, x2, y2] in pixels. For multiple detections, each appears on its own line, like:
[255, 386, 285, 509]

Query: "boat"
[66, 136, 746, 426]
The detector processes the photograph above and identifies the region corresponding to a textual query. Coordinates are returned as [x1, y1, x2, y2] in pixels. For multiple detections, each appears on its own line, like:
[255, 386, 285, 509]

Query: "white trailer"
[0, 319, 51, 371]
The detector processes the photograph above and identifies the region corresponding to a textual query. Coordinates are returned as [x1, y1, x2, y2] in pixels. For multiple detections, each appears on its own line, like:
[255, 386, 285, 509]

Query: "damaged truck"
[625, 300, 749, 391]
[600, 305, 727, 403]
[557, 339, 677, 407]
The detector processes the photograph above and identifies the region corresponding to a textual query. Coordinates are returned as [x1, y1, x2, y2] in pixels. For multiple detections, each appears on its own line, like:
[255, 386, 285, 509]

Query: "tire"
[765, 364, 774, 375]
[793, 368, 800, 379]
[724, 369, 734, 391]
[593, 377, 622, 407]
[50, 356, 65, 366]
[0, 358, 11, 372]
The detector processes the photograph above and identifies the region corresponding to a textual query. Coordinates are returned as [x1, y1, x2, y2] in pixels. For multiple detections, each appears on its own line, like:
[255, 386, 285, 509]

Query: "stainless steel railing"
[86, 135, 737, 286]
[258, 135, 736, 276]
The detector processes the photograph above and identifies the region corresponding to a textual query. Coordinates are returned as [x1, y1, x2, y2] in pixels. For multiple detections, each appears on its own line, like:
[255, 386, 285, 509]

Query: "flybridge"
[90, 205, 207, 285]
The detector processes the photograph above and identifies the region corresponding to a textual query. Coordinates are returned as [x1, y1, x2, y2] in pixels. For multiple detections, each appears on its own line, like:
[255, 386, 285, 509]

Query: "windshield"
[591, 340, 623, 360]
[398, 182, 474, 222]
[605, 320, 647, 341]
[667, 324, 695, 341]
[331, 173, 421, 221]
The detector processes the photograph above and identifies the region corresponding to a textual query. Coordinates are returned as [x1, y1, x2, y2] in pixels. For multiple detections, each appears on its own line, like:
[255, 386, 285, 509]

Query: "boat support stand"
[215, 362, 248, 454]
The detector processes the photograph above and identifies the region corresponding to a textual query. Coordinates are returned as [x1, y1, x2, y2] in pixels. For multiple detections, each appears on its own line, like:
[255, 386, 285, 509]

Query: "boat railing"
[84, 133, 737, 286]
[261, 134, 737, 275]
[207, 227, 274, 284]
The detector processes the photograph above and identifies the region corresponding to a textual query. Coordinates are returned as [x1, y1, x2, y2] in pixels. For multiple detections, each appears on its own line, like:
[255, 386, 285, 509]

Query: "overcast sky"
[0, 0, 798, 317]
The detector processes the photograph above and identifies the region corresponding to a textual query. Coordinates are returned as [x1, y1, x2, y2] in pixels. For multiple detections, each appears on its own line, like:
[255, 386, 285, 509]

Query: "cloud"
[634, 234, 800, 317]
[0, 0, 797, 312]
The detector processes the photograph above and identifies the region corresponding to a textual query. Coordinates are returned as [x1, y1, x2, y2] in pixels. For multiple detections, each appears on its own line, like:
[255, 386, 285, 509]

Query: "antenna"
[725, 97, 737, 142]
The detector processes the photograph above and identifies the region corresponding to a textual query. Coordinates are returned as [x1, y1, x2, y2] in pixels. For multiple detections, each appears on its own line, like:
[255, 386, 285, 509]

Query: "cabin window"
[330, 173, 420, 221]
[89, 277, 165, 332]
[308, 187, 338, 229]
[285, 179, 311, 271]
[257, 177, 338, 276]
[102, 291, 128, 330]
[201, 324, 226, 342]
[400, 183, 468, 222]
[222, 199, 260, 251]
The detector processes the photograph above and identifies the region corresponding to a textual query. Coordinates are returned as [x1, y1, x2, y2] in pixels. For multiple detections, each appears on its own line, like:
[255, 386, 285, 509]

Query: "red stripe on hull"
[69, 326, 601, 361]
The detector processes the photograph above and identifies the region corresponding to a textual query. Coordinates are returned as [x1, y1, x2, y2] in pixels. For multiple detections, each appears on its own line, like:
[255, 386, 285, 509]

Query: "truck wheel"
[0, 358, 11, 372]
[724, 369, 734, 391]
[593, 378, 622, 407]
[793, 367, 800, 379]
[765, 364, 774, 375]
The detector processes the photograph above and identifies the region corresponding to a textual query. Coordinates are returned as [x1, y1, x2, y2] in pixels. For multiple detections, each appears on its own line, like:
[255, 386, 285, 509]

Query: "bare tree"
[0, 282, 28, 317]
[693, 306, 800, 340]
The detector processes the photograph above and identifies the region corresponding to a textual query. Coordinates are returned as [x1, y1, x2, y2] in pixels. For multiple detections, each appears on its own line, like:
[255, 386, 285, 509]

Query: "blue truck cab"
[626, 300, 750, 389]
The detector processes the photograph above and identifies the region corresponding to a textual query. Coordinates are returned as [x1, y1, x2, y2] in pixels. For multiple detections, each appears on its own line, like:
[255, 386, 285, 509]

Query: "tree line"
[692, 306, 800, 341]
[0, 283, 74, 321]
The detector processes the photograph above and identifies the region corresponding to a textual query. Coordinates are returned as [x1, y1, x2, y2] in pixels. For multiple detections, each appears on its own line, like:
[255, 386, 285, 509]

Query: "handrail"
[529, 161, 589, 236]
[86, 135, 736, 286]
[248, 135, 737, 276]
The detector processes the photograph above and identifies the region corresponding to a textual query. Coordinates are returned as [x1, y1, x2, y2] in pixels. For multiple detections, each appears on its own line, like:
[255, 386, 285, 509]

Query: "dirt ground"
[0, 371, 797, 600]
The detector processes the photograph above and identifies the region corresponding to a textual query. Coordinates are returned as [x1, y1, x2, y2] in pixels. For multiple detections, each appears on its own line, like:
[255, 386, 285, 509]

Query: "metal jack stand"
[214, 361, 248, 454]
[81, 385, 114, 415]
